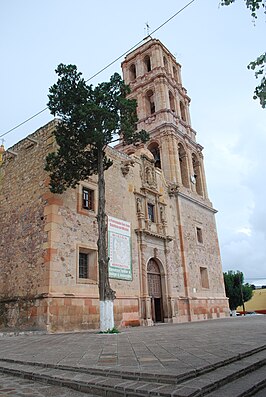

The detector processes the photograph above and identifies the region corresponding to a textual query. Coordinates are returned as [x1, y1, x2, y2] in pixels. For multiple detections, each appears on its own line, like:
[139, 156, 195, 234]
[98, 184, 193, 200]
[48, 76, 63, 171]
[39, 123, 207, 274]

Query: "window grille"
[79, 252, 89, 279]
[148, 203, 155, 223]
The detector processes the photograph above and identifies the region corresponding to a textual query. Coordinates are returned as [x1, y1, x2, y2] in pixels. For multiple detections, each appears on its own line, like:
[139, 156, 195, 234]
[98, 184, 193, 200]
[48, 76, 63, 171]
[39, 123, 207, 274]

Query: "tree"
[223, 271, 253, 312]
[220, 0, 266, 108]
[45, 64, 149, 331]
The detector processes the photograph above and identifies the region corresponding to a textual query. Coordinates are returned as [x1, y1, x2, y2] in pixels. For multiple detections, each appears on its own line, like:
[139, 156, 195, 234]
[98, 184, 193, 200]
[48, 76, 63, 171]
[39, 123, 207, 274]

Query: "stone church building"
[0, 39, 229, 332]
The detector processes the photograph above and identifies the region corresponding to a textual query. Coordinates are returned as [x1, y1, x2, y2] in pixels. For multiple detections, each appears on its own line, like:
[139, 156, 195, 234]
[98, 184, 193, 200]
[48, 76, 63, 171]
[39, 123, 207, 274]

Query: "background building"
[237, 287, 266, 314]
[0, 39, 229, 332]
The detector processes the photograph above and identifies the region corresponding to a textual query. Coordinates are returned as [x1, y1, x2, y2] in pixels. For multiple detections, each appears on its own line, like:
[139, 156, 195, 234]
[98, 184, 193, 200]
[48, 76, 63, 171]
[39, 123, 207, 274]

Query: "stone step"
[0, 348, 265, 396]
[205, 366, 266, 397]
[1, 345, 265, 386]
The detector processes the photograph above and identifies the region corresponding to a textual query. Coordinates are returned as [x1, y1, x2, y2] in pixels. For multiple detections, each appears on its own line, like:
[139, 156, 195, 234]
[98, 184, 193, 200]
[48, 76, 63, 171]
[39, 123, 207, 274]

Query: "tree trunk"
[97, 148, 116, 331]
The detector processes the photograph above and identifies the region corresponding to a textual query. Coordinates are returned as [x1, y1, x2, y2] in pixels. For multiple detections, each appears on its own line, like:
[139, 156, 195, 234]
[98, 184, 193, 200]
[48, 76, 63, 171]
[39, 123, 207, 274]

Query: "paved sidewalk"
[0, 373, 95, 397]
[0, 316, 265, 375]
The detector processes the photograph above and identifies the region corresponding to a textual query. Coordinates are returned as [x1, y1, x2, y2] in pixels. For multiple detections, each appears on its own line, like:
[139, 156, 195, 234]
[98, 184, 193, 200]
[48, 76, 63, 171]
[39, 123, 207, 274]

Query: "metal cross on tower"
[144, 22, 152, 40]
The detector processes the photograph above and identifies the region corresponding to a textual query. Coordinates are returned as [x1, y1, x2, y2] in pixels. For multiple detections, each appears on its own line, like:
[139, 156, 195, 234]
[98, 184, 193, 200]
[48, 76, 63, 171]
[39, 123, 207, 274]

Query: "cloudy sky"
[1, 1, 265, 285]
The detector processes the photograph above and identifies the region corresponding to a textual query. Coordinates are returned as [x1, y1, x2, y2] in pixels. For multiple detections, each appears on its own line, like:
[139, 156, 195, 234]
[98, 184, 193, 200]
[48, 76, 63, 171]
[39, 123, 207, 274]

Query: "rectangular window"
[196, 227, 203, 244]
[77, 247, 97, 283]
[79, 252, 89, 279]
[83, 187, 94, 211]
[200, 267, 209, 289]
[148, 203, 155, 222]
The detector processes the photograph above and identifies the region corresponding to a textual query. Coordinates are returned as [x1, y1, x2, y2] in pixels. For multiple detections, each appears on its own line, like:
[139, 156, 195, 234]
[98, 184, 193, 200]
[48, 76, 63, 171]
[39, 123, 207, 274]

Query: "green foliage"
[223, 271, 253, 310]
[99, 326, 120, 334]
[248, 52, 266, 108]
[45, 64, 149, 193]
[220, 0, 265, 19]
[220, 1, 266, 108]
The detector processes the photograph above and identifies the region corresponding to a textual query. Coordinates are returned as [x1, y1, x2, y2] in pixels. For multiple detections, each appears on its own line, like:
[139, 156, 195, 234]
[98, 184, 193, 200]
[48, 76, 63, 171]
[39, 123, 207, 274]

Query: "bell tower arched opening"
[148, 142, 161, 169]
[180, 101, 186, 122]
[192, 153, 203, 196]
[144, 55, 152, 72]
[169, 91, 176, 113]
[146, 89, 155, 115]
[129, 63, 136, 81]
[163, 56, 169, 73]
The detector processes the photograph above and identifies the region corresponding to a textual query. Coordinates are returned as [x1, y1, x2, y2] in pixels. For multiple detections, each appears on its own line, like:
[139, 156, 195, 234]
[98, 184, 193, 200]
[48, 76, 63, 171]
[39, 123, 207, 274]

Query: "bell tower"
[118, 38, 208, 200]
[116, 39, 228, 324]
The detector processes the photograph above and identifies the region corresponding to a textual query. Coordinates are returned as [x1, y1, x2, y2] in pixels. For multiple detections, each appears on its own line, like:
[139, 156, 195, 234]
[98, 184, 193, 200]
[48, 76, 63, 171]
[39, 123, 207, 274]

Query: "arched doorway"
[147, 259, 163, 322]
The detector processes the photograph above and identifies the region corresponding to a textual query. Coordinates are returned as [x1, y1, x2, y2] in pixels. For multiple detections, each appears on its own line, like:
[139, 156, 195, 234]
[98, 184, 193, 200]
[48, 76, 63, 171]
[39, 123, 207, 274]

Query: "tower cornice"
[122, 38, 180, 68]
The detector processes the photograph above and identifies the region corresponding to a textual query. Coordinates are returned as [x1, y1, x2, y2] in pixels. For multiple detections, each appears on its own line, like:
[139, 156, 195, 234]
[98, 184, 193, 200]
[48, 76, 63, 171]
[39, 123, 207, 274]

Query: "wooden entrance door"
[147, 259, 163, 322]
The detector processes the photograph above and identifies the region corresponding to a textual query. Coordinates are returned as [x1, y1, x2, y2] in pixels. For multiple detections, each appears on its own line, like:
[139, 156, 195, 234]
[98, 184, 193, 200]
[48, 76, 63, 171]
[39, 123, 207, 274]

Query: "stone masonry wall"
[44, 146, 143, 332]
[0, 122, 58, 330]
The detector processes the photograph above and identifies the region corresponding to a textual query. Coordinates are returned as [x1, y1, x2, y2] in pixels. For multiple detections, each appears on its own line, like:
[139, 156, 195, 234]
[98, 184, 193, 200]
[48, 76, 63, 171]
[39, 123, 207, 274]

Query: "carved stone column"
[187, 149, 196, 193]
[199, 154, 209, 199]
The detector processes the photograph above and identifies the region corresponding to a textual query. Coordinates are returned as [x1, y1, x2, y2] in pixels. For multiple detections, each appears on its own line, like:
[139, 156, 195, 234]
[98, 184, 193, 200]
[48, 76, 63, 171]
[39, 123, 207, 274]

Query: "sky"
[1, 0, 265, 285]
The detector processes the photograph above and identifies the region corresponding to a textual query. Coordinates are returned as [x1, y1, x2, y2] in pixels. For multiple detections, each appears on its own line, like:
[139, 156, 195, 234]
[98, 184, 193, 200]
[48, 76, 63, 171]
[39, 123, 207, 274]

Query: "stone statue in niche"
[146, 166, 155, 186]
[136, 197, 143, 213]
[160, 205, 166, 223]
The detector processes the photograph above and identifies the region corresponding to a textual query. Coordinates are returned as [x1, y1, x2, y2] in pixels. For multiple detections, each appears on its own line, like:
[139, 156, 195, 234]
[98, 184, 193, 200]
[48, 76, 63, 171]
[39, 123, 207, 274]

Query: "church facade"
[0, 39, 229, 332]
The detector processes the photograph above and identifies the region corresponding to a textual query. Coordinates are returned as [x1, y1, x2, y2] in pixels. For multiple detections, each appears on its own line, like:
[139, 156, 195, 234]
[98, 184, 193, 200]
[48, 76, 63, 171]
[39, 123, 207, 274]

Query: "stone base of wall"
[47, 296, 140, 332]
[0, 296, 48, 331]
[0, 295, 140, 333]
[173, 297, 229, 323]
[0, 295, 229, 333]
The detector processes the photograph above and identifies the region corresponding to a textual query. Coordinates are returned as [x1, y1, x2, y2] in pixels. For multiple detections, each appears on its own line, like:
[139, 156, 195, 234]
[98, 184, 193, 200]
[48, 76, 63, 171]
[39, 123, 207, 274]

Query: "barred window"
[148, 203, 155, 223]
[79, 252, 89, 279]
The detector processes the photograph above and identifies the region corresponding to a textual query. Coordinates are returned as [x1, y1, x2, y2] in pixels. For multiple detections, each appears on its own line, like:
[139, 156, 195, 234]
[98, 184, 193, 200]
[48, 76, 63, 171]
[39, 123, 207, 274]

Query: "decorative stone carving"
[145, 166, 156, 187]
[168, 182, 180, 197]
[138, 151, 157, 189]
[121, 159, 134, 176]
[147, 259, 160, 273]
[145, 115, 156, 124]
[147, 194, 155, 205]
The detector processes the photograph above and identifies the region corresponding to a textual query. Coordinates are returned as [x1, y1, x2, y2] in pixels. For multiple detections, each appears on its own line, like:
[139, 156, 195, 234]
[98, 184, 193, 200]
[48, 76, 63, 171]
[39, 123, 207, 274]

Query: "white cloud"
[237, 228, 252, 237]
